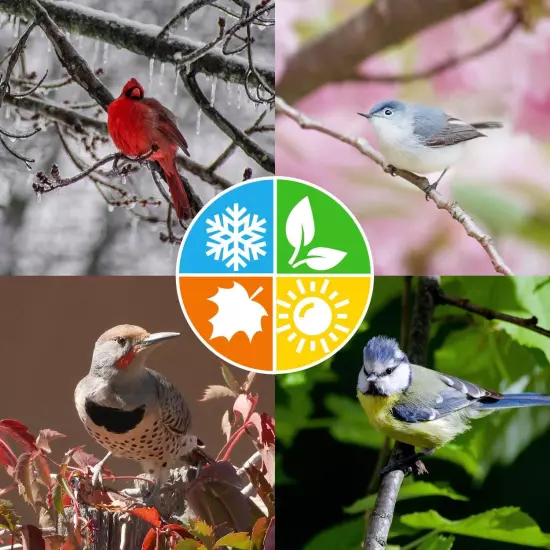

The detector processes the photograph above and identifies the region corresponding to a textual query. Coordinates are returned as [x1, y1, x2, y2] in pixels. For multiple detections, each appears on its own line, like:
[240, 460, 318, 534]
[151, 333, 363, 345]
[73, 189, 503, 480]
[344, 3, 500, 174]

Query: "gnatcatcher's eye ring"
[384, 109, 392, 116]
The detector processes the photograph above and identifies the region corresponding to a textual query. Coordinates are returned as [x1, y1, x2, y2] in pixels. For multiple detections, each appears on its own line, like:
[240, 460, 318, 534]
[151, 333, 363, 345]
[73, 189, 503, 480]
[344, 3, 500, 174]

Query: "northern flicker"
[74, 324, 210, 497]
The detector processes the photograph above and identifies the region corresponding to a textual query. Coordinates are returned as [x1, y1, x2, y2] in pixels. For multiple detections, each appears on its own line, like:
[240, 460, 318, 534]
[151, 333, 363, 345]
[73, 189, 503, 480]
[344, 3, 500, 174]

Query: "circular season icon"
[176, 177, 373, 373]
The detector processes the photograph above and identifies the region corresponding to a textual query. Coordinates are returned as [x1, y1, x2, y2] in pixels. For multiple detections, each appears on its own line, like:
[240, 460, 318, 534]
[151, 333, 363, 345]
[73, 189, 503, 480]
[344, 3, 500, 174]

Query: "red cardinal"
[107, 78, 192, 219]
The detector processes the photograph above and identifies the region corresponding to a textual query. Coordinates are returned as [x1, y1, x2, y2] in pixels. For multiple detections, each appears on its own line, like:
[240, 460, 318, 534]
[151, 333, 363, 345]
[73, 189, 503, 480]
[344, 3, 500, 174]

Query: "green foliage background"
[275, 276, 550, 549]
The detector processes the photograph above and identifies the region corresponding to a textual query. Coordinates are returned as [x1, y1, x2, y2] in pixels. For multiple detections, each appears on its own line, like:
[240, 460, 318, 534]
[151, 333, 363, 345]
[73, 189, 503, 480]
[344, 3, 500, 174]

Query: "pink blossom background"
[276, 1, 550, 275]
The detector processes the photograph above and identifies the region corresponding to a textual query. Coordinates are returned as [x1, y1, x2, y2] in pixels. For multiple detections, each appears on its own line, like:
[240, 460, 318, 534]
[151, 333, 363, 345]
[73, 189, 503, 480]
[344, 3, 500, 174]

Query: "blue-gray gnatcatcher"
[359, 100, 502, 199]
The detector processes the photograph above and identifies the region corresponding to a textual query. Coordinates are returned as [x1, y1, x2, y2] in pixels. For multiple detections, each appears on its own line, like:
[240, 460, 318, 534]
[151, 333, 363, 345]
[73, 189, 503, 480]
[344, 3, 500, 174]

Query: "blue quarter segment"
[178, 178, 274, 274]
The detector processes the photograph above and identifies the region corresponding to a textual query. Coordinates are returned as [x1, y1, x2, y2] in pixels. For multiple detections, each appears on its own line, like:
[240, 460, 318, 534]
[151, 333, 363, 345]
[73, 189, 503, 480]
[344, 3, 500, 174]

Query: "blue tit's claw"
[384, 164, 398, 177]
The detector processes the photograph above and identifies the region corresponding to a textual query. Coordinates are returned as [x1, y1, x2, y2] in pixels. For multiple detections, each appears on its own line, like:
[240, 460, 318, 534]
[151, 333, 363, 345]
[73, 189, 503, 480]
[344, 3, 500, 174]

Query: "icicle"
[47, 40, 52, 53]
[184, 17, 189, 31]
[36, 193, 42, 204]
[102, 43, 109, 66]
[121, 175, 127, 185]
[237, 86, 242, 110]
[173, 68, 179, 96]
[5, 106, 10, 120]
[159, 62, 165, 87]
[66, 30, 71, 43]
[227, 81, 232, 106]
[91, 40, 100, 70]
[148, 58, 155, 93]
[77, 34, 83, 49]
[196, 108, 202, 135]
[13, 17, 20, 38]
[130, 216, 139, 244]
[210, 77, 217, 106]
[107, 204, 115, 212]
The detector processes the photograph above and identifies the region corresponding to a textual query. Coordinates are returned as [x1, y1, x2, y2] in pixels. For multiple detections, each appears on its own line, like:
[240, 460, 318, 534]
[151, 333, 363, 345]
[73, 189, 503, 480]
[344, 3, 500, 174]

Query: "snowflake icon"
[205, 203, 267, 271]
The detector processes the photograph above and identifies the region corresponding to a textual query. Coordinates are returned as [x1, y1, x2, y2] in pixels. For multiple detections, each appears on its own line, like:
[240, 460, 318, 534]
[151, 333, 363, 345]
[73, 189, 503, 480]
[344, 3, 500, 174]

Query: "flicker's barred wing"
[147, 368, 192, 436]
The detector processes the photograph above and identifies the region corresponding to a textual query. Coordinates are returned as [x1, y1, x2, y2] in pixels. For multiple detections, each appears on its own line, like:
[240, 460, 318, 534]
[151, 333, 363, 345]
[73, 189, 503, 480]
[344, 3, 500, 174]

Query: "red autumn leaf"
[233, 393, 258, 425]
[35, 429, 66, 454]
[246, 412, 275, 485]
[0, 437, 17, 469]
[141, 527, 158, 550]
[0, 420, 37, 452]
[130, 507, 162, 528]
[62, 493, 72, 507]
[163, 524, 194, 539]
[250, 517, 268, 550]
[20, 524, 45, 550]
[70, 448, 101, 470]
[264, 517, 275, 550]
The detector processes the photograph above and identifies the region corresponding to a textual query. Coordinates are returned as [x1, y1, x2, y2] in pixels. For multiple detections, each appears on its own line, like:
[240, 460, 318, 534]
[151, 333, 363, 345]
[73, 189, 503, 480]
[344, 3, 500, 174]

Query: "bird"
[357, 336, 550, 472]
[358, 100, 502, 199]
[107, 78, 193, 220]
[74, 324, 210, 499]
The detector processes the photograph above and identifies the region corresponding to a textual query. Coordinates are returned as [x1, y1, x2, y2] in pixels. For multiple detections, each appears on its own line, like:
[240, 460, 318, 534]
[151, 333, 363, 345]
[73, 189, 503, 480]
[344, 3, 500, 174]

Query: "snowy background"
[0, 0, 274, 275]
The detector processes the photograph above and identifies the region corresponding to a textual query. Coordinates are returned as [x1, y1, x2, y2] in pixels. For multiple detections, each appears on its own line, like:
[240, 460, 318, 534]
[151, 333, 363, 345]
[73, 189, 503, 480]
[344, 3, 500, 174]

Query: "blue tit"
[357, 336, 550, 455]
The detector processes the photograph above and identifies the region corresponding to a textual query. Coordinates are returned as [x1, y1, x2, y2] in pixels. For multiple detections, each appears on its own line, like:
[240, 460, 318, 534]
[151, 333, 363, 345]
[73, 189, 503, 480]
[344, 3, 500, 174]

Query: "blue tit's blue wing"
[391, 367, 502, 424]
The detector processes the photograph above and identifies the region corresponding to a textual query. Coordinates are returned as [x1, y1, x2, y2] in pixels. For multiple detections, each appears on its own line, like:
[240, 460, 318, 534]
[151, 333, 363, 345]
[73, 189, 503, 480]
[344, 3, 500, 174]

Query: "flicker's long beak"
[142, 332, 180, 347]
[358, 112, 372, 119]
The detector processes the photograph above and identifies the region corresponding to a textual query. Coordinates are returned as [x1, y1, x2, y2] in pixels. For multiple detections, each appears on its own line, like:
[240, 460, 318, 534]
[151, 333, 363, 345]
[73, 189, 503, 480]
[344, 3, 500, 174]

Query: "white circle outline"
[174, 176, 375, 375]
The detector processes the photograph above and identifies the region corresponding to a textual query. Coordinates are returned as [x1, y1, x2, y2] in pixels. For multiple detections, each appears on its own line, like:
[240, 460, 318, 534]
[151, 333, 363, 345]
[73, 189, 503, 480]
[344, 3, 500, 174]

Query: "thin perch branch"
[364, 277, 438, 550]
[275, 96, 512, 276]
[435, 289, 550, 338]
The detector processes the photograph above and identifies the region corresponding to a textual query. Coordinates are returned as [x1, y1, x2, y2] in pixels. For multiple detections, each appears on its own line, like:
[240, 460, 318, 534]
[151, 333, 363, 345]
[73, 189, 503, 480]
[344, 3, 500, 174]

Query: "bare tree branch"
[355, 8, 522, 83]
[277, 0, 491, 103]
[434, 288, 550, 338]
[275, 96, 513, 276]
[182, 68, 274, 172]
[157, 0, 217, 40]
[17, 0, 114, 109]
[0, 0, 274, 86]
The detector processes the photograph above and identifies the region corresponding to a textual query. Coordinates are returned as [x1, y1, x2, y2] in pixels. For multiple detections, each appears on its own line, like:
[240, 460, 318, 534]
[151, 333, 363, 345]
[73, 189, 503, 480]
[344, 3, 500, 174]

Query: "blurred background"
[276, 276, 550, 549]
[0, 0, 274, 275]
[276, 0, 550, 274]
[0, 276, 274, 523]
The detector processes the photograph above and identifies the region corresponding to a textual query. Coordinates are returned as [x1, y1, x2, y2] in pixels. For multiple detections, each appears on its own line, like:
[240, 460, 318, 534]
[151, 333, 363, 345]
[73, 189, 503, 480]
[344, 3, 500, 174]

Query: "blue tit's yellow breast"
[356, 390, 466, 450]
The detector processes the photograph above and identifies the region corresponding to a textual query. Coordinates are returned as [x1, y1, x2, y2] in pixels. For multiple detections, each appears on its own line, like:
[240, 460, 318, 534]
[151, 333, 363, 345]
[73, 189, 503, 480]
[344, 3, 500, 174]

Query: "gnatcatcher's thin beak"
[358, 112, 372, 119]
[142, 332, 180, 346]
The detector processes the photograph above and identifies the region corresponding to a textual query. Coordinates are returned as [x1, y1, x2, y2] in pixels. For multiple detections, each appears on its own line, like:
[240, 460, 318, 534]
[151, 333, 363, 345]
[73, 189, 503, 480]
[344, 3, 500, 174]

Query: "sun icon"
[276, 278, 351, 355]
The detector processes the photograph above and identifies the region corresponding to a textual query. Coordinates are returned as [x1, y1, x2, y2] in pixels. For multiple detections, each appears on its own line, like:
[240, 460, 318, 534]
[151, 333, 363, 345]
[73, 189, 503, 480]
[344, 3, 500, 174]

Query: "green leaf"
[344, 481, 467, 514]
[401, 508, 550, 547]
[418, 535, 455, 549]
[304, 517, 365, 550]
[214, 532, 251, 549]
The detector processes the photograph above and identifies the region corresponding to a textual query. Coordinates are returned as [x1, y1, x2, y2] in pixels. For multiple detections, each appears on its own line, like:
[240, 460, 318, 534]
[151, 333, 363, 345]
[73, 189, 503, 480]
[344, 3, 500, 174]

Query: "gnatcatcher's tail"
[471, 121, 503, 130]
[475, 392, 550, 410]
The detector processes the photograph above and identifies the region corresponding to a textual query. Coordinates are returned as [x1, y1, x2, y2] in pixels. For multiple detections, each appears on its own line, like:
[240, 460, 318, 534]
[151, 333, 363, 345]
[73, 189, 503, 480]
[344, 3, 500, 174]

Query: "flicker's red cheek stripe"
[116, 347, 137, 369]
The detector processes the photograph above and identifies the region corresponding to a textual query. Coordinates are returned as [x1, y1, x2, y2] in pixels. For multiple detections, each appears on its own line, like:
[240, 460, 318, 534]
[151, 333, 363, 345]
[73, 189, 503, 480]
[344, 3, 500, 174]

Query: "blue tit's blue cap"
[363, 336, 400, 363]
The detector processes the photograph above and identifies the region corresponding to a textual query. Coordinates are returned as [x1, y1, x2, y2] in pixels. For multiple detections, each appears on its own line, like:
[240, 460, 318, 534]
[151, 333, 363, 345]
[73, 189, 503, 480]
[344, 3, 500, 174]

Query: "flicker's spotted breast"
[78, 368, 194, 471]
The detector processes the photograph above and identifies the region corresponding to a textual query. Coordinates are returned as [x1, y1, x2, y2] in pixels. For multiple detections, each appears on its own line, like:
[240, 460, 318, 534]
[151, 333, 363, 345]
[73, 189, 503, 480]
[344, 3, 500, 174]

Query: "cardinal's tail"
[158, 157, 193, 220]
